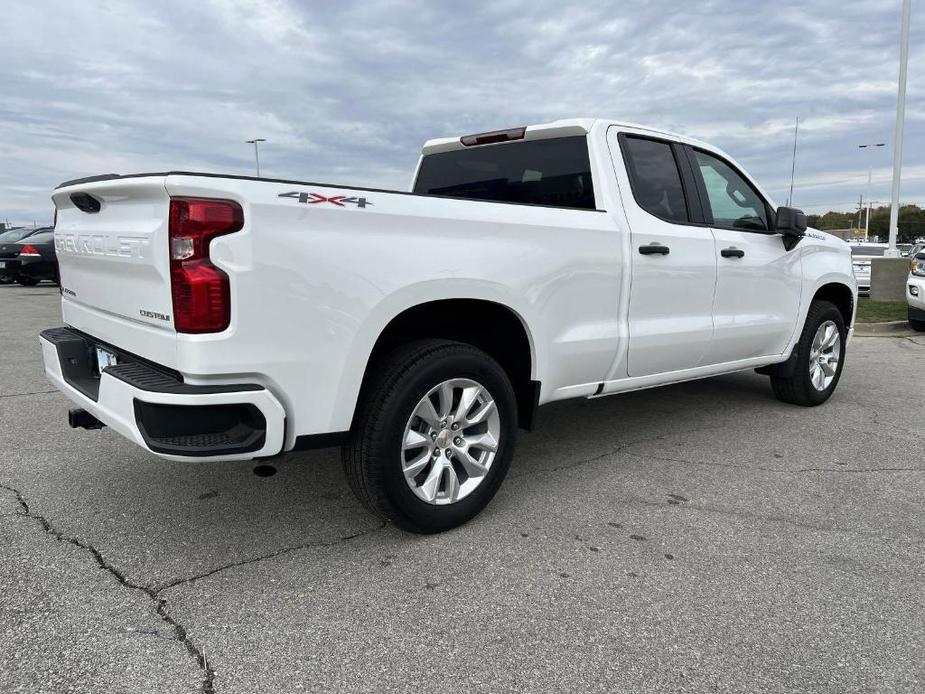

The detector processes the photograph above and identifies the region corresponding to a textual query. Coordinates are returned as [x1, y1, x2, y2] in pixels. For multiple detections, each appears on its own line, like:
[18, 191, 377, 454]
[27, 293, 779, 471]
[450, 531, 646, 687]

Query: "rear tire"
[343, 339, 518, 533]
[770, 300, 846, 406]
[16, 276, 39, 286]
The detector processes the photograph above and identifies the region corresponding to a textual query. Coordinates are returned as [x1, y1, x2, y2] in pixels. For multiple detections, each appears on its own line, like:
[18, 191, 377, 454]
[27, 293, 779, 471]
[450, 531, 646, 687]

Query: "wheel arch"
[351, 298, 539, 432]
[812, 281, 855, 328]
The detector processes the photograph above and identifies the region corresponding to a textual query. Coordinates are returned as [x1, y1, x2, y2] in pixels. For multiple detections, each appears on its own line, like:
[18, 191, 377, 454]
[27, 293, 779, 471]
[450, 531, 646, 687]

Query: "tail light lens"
[168, 197, 243, 333]
[19, 244, 41, 256]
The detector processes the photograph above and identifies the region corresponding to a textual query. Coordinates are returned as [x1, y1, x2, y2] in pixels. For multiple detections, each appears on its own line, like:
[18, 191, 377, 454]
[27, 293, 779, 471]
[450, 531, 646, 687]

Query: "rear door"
[686, 147, 802, 362]
[609, 131, 717, 377]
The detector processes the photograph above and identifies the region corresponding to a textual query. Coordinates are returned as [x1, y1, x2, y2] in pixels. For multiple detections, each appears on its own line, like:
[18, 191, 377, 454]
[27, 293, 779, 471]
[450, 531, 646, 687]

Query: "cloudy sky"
[2, 0, 922, 225]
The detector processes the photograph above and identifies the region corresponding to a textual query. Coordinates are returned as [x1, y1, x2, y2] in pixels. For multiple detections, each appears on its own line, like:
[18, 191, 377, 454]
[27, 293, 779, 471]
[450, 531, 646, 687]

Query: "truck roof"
[421, 118, 706, 155]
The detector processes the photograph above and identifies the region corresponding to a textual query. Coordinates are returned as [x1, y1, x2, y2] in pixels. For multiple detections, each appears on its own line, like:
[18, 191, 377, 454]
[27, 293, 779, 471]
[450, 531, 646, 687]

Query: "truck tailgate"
[52, 176, 177, 363]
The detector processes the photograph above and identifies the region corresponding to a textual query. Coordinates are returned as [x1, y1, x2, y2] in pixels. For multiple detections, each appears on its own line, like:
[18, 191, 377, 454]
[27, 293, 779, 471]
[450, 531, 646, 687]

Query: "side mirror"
[775, 206, 807, 250]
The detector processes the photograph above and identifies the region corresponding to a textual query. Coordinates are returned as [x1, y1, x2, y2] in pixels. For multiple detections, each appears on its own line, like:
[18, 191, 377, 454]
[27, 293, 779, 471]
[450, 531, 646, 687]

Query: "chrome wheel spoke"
[403, 450, 431, 478]
[443, 465, 461, 502]
[437, 381, 454, 419]
[457, 449, 489, 478]
[420, 461, 445, 502]
[464, 398, 495, 426]
[454, 385, 481, 422]
[812, 330, 824, 353]
[415, 397, 442, 428]
[465, 431, 498, 453]
[812, 365, 824, 389]
[403, 428, 429, 452]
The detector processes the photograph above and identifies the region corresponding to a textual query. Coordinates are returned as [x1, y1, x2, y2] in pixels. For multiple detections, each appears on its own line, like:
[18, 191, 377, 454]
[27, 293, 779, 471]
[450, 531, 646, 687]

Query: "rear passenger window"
[413, 136, 596, 210]
[621, 136, 689, 223]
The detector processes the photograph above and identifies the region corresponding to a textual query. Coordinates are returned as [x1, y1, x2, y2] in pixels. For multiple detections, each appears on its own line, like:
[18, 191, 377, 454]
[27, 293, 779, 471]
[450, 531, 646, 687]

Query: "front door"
[688, 148, 802, 363]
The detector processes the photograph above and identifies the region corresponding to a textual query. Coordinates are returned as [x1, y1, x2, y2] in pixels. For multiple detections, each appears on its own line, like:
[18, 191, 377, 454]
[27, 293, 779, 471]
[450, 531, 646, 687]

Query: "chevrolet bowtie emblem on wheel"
[278, 191, 372, 208]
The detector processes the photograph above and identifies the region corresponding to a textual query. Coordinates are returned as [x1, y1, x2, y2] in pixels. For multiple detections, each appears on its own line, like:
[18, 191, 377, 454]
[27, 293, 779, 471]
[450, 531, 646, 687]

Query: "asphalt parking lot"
[1, 283, 923, 694]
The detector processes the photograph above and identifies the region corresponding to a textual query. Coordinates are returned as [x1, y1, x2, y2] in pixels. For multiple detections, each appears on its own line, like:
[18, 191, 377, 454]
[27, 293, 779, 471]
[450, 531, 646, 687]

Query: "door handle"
[721, 247, 745, 258]
[639, 242, 670, 256]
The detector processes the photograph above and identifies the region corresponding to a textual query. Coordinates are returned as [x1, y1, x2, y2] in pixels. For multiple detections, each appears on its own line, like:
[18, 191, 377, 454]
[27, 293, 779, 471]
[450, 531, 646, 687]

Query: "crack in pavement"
[621, 449, 921, 475]
[153, 521, 389, 593]
[0, 481, 387, 693]
[510, 424, 730, 479]
[1, 482, 217, 693]
[517, 429, 921, 478]
[626, 493, 906, 539]
[0, 389, 58, 399]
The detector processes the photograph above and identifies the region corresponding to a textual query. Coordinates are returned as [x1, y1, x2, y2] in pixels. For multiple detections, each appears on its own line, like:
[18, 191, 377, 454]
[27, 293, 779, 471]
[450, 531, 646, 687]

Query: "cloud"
[1, 0, 922, 225]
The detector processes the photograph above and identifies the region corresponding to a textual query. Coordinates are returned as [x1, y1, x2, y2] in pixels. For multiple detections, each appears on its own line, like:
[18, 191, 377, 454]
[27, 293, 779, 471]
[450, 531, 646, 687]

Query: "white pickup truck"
[42, 118, 857, 532]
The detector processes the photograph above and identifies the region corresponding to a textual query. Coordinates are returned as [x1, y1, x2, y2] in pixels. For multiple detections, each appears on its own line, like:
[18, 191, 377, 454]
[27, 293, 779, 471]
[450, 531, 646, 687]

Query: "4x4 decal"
[278, 191, 372, 208]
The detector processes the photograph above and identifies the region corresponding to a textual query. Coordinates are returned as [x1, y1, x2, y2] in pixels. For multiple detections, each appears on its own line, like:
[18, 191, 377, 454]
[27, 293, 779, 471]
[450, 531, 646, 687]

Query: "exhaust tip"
[68, 408, 104, 430]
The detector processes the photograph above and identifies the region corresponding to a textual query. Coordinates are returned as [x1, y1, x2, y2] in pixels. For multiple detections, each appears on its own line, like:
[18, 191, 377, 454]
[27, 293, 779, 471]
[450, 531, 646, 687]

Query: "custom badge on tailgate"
[278, 191, 373, 208]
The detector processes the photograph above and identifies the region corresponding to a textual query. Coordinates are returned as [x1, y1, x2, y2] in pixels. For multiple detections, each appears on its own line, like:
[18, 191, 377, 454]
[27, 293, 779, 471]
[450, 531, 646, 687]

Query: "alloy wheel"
[401, 378, 501, 505]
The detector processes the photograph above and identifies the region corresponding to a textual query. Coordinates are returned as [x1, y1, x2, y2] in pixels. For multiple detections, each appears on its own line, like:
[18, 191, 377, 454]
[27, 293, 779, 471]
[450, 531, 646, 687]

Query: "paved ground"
[1, 282, 922, 694]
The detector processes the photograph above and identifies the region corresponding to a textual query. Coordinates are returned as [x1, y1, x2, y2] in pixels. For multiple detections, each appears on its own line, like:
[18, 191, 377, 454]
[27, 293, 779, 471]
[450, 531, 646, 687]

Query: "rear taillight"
[19, 244, 41, 256]
[168, 197, 243, 333]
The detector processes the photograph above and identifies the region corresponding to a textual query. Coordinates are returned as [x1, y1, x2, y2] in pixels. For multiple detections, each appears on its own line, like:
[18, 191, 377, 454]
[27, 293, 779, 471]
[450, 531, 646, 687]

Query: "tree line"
[806, 204, 925, 242]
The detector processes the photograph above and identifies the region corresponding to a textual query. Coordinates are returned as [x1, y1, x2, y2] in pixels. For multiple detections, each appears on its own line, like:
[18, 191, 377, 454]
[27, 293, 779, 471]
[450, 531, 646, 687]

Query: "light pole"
[246, 138, 266, 176]
[886, 0, 911, 256]
[858, 143, 885, 238]
[787, 116, 800, 207]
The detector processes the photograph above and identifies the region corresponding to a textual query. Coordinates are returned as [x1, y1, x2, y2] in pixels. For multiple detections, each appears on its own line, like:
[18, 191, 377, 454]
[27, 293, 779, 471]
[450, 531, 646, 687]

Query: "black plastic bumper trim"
[41, 326, 263, 398]
[134, 400, 266, 457]
[292, 431, 350, 450]
[106, 361, 262, 395]
[41, 327, 103, 401]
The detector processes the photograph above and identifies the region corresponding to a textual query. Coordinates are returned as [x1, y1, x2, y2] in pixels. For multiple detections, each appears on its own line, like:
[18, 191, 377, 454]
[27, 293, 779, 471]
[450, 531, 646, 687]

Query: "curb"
[854, 320, 917, 337]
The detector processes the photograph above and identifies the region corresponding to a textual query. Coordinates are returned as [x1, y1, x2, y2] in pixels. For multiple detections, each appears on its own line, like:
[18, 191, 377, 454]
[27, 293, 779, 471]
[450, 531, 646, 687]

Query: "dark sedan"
[0, 227, 54, 284]
[0, 229, 58, 286]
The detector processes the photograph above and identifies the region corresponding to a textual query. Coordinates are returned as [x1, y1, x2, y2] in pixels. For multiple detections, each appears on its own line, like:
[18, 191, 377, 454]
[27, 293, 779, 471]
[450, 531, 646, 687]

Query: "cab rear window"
[413, 136, 596, 210]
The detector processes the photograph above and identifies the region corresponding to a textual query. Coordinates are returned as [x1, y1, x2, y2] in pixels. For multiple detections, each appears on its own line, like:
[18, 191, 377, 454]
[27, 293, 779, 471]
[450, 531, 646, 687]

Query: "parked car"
[14, 229, 58, 285]
[0, 227, 54, 284]
[908, 250, 925, 331]
[849, 243, 889, 294]
[41, 118, 857, 532]
[0, 227, 48, 283]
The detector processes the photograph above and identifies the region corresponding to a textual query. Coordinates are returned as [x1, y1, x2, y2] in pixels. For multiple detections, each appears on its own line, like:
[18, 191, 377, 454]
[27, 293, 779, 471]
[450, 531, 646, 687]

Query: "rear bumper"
[19, 257, 57, 280]
[40, 327, 285, 461]
[0, 258, 20, 278]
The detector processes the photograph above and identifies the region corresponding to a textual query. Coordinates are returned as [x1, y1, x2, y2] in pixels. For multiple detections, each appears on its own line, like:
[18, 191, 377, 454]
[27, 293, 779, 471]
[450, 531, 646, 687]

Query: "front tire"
[770, 300, 846, 406]
[343, 340, 518, 533]
[909, 314, 925, 332]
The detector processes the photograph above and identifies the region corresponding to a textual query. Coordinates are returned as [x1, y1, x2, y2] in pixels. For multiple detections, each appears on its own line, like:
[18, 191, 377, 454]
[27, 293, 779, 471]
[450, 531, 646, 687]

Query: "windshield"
[0, 229, 28, 243]
[22, 231, 54, 244]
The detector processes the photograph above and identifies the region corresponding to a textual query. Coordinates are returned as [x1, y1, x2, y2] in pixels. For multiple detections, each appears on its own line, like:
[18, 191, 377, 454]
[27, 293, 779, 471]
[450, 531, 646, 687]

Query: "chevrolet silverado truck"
[41, 118, 857, 532]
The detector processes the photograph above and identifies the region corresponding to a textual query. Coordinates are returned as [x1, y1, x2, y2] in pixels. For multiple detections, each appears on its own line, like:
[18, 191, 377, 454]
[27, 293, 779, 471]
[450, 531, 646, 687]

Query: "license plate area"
[95, 346, 118, 375]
